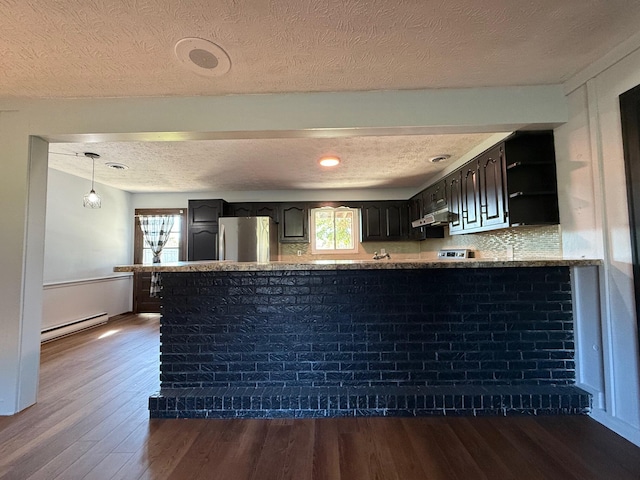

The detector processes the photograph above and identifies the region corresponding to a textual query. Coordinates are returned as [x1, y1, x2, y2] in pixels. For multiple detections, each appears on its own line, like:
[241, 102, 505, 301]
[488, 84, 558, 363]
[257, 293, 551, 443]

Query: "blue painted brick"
[159, 268, 576, 390]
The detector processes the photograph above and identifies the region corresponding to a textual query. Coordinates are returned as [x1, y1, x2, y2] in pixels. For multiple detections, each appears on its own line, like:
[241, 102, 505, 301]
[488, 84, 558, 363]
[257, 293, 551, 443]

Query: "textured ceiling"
[11, 0, 640, 192]
[48, 133, 495, 193]
[2, 0, 640, 98]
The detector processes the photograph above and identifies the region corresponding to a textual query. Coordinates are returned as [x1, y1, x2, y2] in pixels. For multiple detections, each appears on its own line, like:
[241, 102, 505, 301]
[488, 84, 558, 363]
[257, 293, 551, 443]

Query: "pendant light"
[83, 152, 101, 209]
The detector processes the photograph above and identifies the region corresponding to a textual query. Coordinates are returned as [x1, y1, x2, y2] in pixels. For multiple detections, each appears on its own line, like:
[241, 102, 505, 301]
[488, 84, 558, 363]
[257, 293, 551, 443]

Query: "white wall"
[557, 44, 640, 445]
[42, 169, 133, 331]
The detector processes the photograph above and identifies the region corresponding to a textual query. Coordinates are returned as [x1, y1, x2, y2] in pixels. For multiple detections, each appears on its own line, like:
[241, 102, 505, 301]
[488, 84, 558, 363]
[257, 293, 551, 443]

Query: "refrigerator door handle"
[219, 223, 225, 260]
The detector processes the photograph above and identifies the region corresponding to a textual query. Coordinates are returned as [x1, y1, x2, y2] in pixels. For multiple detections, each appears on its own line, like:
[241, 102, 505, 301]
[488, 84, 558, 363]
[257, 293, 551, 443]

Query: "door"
[133, 208, 187, 313]
[620, 84, 640, 344]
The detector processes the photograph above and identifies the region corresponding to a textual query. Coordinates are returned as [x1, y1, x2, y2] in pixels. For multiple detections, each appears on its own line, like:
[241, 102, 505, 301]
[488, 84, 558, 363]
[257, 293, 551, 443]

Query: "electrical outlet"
[297, 250, 302, 256]
[380, 248, 386, 255]
[506, 246, 514, 260]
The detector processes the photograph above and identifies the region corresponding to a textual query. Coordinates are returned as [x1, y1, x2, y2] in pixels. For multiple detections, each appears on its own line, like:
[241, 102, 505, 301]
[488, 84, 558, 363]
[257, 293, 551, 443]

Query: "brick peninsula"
[114, 258, 601, 419]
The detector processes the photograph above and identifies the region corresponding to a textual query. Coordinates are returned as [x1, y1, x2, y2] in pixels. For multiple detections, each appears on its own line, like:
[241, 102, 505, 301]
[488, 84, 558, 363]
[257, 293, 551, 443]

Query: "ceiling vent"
[429, 154, 451, 163]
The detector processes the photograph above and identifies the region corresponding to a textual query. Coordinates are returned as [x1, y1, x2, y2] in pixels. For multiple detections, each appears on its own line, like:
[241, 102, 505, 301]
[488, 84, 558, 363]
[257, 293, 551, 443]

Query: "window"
[141, 215, 183, 264]
[310, 207, 359, 254]
[134, 209, 187, 264]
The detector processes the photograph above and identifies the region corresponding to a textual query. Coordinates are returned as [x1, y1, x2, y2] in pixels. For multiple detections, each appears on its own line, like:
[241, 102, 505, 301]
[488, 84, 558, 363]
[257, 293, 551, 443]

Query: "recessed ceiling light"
[106, 162, 129, 171]
[174, 38, 231, 77]
[429, 154, 452, 163]
[319, 156, 340, 167]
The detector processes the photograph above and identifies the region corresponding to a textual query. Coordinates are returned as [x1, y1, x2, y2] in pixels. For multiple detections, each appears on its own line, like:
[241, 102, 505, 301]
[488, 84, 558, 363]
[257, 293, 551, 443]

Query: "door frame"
[133, 208, 187, 313]
[620, 83, 640, 347]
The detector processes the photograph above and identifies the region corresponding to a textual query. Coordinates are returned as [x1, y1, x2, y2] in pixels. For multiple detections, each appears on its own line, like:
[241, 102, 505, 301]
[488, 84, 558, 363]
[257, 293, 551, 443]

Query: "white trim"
[564, 30, 640, 95]
[310, 206, 360, 255]
[43, 274, 132, 289]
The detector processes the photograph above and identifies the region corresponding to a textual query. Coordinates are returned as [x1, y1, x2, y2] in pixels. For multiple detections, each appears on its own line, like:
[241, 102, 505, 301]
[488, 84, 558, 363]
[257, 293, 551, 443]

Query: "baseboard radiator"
[41, 312, 108, 342]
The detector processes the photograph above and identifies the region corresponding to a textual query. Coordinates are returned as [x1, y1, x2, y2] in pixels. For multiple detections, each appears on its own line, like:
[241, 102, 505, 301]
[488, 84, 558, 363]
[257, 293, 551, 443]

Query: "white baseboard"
[41, 312, 108, 342]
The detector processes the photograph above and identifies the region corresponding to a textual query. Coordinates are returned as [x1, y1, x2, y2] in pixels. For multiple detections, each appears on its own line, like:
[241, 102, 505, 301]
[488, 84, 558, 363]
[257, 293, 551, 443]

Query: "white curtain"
[139, 215, 175, 297]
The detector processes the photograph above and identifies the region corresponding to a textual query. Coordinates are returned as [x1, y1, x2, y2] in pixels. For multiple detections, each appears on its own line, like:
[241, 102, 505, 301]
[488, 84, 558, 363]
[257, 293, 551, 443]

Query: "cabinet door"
[361, 204, 383, 241]
[255, 203, 279, 223]
[448, 171, 463, 233]
[228, 203, 254, 217]
[479, 145, 508, 228]
[385, 202, 409, 239]
[361, 202, 409, 241]
[279, 204, 309, 243]
[189, 200, 225, 225]
[432, 180, 447, 211]
[409, 195, 426, 240]
[188, 225, 219, 260]
[461, 163, 481, 230]
[423, 184, 437, 213]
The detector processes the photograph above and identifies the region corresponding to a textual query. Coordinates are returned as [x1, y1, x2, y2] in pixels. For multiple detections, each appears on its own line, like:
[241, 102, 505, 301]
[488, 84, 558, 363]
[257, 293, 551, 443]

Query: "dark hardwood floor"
[1, 313, 639, 479]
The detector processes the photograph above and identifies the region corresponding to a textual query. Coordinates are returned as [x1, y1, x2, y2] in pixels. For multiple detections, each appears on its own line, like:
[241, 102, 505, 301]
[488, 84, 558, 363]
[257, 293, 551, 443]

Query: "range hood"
[412, 208, 451, 227]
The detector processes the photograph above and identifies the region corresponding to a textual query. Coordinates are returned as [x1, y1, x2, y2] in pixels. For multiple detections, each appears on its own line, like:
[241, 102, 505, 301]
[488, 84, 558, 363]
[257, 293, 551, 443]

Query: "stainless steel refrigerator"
[218, 216, 278, 262]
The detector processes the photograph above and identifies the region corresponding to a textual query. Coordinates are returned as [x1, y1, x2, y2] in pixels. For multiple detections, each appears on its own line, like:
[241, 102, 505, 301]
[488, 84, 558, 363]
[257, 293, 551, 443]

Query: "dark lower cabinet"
[361, 201, 409, 241]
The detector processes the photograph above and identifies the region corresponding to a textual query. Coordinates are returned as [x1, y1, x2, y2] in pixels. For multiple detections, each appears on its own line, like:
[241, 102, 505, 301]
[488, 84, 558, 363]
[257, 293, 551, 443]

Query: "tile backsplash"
[279, 225, 561, 261]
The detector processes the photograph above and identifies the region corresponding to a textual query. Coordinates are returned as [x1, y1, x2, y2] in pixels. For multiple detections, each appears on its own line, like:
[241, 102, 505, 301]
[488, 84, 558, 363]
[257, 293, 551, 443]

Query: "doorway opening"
[620, 83, 640, 347]
[133, 208, 187, 313]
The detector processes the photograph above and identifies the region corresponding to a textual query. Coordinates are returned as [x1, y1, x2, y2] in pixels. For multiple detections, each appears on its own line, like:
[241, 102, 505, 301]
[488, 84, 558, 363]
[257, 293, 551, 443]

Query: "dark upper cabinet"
[447, 170, 463, 234]
[479, 145, 508, 229]
[455, 144, 508, 234]
[189, 199, 226, 226]
[279, 203, 309, 243]
[227, 202, 280, 223]
[443, 130, 558, 235]
[254, 204, 279, 223]
[461, 163, 481, 231]
[227, 203, 253, 217]
[409, 194, 426, 240]
[187, 199, 227, 260]
[504, 131, 559, 226]
[424, 179, 447, 214]
[361, 201, 409, 242]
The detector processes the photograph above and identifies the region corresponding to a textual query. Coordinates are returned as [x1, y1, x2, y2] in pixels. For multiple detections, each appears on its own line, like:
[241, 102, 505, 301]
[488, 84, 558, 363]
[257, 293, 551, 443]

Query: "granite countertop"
[114, 258, 602, 273]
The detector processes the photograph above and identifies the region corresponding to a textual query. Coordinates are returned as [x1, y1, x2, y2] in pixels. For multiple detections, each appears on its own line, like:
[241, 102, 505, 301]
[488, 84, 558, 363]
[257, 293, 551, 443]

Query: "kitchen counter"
[134, 258, 598, 419]
[114, 258, 601, 273]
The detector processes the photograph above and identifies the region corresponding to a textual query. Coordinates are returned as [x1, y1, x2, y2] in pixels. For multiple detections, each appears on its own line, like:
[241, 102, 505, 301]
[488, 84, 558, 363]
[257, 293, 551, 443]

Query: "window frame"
[134, 208, 187, 264]
[309, 206, 360, 255]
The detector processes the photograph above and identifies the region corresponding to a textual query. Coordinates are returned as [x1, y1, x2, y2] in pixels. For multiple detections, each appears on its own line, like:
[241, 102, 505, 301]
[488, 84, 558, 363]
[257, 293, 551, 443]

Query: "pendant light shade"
[83, 152, 101, 209]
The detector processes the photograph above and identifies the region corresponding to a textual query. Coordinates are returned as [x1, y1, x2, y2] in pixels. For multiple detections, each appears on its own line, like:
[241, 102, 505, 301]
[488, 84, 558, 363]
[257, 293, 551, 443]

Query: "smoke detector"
[174, 38, 231, 77]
